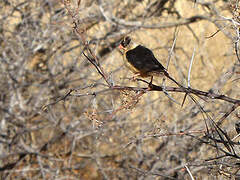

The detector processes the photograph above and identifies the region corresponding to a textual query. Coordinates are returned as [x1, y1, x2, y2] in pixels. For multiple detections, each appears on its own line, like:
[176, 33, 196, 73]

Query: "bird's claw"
[129, 73, 141, 81]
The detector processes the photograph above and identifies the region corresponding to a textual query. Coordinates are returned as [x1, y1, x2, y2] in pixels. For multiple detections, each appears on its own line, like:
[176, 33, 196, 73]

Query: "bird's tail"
[163, 71, 183, 88]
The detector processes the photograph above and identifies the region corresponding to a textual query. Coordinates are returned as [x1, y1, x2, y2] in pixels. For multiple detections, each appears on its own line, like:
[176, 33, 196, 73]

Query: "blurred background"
[1, 0, 240, 179]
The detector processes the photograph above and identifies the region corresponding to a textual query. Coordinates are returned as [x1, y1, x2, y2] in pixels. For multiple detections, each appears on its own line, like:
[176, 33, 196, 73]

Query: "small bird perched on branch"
[118, 36, 182, 87]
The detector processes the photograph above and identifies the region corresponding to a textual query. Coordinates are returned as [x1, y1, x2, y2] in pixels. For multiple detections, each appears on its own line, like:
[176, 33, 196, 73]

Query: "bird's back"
[125, 45, 166, 75]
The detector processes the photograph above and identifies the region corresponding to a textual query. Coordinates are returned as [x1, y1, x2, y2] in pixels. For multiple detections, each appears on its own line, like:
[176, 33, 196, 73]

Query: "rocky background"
[1, 0, 240, 179]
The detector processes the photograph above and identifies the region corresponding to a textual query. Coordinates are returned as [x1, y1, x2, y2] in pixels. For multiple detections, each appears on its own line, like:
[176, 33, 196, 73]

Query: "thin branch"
[166, 28, 178, 70]
[111, 15, 211, 29]
[185, 165, 195, 180]
[188, 47, 196, 88]
[234, 28, 240, 63]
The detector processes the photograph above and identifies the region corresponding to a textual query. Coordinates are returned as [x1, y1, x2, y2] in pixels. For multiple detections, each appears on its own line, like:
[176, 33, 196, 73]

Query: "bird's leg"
[147, 76, 154, 90]
[121, 73, 141, 82]
[130, 72, 141, 81]
[149, 76, 153, 85]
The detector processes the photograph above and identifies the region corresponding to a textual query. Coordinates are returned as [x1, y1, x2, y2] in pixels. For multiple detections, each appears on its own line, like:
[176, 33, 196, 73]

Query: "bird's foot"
[128, 73, 141, 81]
[122, 76, 138, 81]
[133, 73, 142, 80]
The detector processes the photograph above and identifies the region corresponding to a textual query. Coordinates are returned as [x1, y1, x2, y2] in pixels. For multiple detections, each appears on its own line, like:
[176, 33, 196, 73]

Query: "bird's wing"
[125, 45, 166, 73]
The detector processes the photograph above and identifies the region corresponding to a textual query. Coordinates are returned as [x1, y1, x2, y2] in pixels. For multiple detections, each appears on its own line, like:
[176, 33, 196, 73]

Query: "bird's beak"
[118, 44, 124, 49]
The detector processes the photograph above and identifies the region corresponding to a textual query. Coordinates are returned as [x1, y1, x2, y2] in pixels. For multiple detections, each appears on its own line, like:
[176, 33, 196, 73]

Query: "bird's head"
[118, 36, 137, 51]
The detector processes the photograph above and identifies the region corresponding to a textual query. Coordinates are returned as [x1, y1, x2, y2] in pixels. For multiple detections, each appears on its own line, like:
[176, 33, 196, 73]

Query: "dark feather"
[126, 45, 166, 74]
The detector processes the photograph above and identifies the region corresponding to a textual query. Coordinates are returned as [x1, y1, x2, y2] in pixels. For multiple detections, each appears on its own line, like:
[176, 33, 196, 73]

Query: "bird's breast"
[123, 55, 140, 74]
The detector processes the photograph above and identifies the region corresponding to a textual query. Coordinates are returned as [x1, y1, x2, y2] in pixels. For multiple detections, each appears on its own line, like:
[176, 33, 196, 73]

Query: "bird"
[118, 36, 182, 87]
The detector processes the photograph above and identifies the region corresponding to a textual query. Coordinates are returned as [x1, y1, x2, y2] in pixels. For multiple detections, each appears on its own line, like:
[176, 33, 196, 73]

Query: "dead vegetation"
[1, 0, 240, 179]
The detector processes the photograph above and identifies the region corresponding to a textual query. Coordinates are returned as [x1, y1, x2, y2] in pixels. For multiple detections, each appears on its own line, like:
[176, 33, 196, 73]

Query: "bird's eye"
[124, 36, 131, 45]
[120, 36, 131, 47]
[120, 39, 125, 47]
